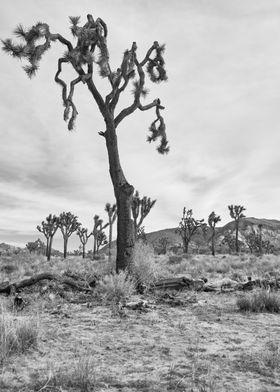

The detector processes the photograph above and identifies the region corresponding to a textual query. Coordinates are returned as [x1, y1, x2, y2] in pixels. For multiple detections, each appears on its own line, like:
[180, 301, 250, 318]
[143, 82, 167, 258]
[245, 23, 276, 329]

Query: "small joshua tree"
[228, 205, 246, 253]
[2, 14, 168, 272]
[26, 238, 46, 255]
[37, 214, 59, 260]
[92, 214, 109, 260]
[105, 203, 117, 262]
[76, 227, 93, 258]
[208, 211, 221, 256]
[176, 208, 205, 254]
[58, 212, 80, 258]
[131, 190, 156, 241]
[96, 230, 108, 253]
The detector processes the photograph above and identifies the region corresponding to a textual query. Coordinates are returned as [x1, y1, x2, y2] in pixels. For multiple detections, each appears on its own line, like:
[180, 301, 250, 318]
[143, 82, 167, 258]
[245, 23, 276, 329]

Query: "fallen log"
[154, 276, 205, 291]
[0, 272, 94, 295]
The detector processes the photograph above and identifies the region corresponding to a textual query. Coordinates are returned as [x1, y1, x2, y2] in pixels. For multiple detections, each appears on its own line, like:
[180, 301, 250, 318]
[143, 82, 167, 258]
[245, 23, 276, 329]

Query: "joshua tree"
[26, 238, 46, 255]
[176, 208, 205, 254]
[96, 230, 108, 253]
[37, 214, 59, 260]
[105, 203, 117, 262]
[58, 212, 80, 258]
[2, 14, 168, 272]
[156, 236, 170, 254]
[208, 211, 221, 256]
[76, 227, 93, 258]
[92, 215, 109, 260]
[131, 190, 156, 241]
[228, 205, 246, 253]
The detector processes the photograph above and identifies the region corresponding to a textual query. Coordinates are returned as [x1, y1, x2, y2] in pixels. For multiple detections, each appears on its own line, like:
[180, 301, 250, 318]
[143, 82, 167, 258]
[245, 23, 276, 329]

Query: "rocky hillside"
[144, 217, 280, 253]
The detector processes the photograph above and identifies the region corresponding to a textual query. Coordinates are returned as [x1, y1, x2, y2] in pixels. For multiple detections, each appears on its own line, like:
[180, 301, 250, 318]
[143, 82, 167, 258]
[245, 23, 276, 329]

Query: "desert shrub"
[130, 241, 162, 288]
[0, 263, 18, 274]
[237, 290, 280, 313]
[16, 317, 38, 352]
[0, 310, 38, 363]
[96, 271, 135, 303]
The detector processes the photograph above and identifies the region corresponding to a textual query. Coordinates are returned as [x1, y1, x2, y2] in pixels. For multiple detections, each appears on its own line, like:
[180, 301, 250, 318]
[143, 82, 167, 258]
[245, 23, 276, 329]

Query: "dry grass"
[0, 306, 38, 364]
[237, 290, 280, 313]
[96, 271, 136, 304]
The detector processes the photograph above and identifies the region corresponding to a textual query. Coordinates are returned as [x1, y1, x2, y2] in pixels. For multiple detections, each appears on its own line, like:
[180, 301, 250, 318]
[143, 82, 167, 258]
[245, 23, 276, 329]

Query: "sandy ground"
[1, 287, 280, 392]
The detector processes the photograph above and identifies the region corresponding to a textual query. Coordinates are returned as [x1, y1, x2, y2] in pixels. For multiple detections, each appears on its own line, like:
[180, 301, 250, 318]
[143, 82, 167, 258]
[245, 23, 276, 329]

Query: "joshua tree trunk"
[211, 232, 215, 256]
[63, 237, 68, 259]
[82, 244, 86, 259]
[235, 222, 239, 253]
[183, 238, 189, 254]
[46, 237, 50, 258]
[48, 236, 53, 261]
[105, 120, 135, 272]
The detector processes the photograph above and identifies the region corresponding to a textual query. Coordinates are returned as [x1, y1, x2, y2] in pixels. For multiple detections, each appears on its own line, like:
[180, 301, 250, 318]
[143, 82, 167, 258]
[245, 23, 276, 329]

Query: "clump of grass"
[237, 289, 280, 313]
[0, 309, 38, 363]
[130, 241, 162, 288]
[168, 255, 183, 264]
[30, 355, 96, 392]
[96, 271, 135, 304]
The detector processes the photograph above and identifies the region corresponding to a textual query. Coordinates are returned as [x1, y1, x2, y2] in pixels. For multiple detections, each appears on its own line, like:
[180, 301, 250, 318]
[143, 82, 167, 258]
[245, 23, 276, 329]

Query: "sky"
[1, 0, 280, 251]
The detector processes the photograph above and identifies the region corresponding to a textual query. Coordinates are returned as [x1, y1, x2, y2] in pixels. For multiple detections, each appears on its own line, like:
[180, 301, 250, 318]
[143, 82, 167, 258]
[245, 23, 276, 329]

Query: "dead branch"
[0, 272, 94, 295]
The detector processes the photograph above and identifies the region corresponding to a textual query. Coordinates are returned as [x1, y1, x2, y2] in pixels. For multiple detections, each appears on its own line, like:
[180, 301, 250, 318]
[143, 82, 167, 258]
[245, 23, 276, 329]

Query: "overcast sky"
[1, 0, 280, 250]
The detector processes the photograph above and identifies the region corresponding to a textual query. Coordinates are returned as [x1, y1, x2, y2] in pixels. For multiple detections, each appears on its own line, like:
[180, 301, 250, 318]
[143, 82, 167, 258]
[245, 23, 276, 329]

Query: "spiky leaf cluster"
[58, 211, 81, 238]
[146, 43, 167, 83]
[147, 115, 169, 154]
[37, 214, 59, 238]
[2, 22, 51, 78]
[208, 211, 221, 229]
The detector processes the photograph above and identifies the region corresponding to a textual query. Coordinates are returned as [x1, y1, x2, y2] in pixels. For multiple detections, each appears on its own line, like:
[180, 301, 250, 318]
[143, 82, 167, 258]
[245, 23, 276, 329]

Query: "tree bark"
[183, 238, 189, 254]
[63, 237, 68, 259]
[211, 230, 215, 256]
[0, 273, 93, 295]
[82, 244, 85, 259]
[48, 236, 53, 261]
[235, 222, 239, 253]
[105, 120, 135, 272]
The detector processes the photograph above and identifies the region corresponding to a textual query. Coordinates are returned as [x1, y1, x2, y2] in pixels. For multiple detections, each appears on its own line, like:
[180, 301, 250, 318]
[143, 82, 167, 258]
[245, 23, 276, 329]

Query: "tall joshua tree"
[37, 214, 59, 260]
[105, 203, 117, 262]
[176, 208, 205, 254]
[228, 205, 246, 253]
[58, 212, 80, 258]
[76, 227, 93, 258]
[208, 211, 221, 256]
[2, 15, 168, 272]
[131, 190, 156, 241]
[92, 215, 109, 260]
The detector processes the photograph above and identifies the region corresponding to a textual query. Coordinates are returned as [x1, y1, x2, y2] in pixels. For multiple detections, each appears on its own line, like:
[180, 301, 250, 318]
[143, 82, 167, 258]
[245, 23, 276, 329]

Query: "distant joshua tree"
[76, 227, 93, 258]
[228, 205, 246, 253]
[105, 203, 117, 263]
[131, 191, 156, 241]
[208, 211, 221, 256]
[26, 238, 46, 255]
[2, 14, 168, 272]
[92, 215, 109, 260]
[37, 214, 59, 260]
[58, 212, 81, 258]
[176, 208, 205, 254]
[96, 230, 108, 253]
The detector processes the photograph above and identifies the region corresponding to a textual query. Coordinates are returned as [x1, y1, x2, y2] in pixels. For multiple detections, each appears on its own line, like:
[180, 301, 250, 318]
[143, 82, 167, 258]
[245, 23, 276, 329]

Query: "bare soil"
[1, 287, 280, 391]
